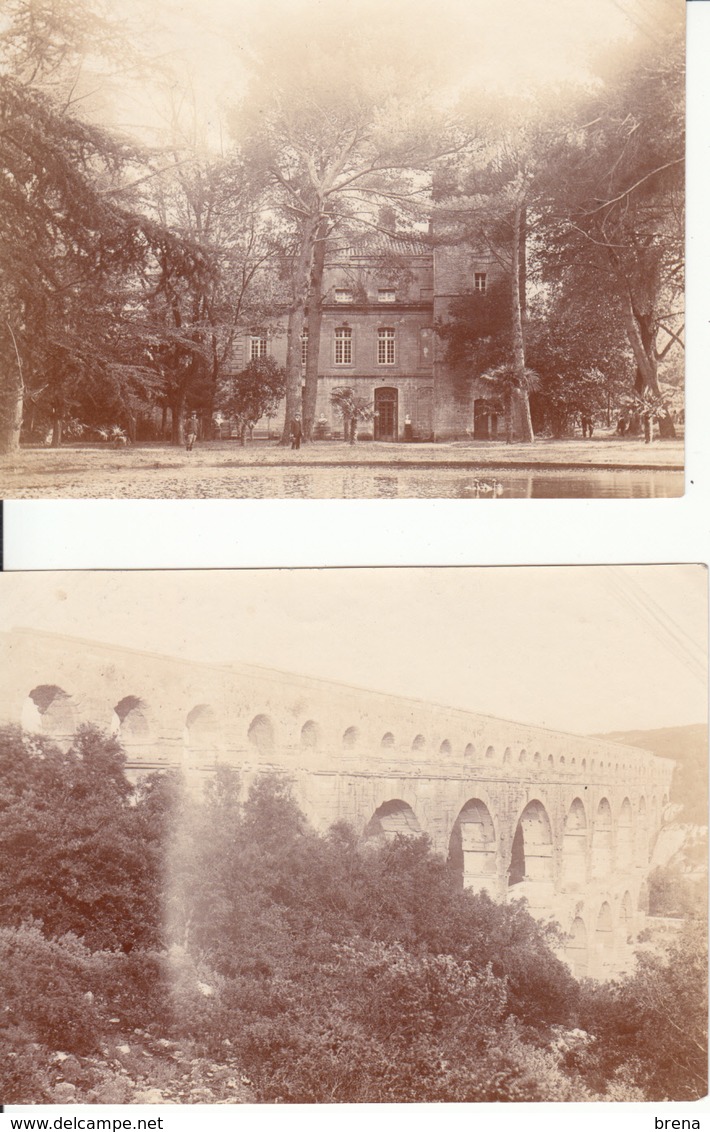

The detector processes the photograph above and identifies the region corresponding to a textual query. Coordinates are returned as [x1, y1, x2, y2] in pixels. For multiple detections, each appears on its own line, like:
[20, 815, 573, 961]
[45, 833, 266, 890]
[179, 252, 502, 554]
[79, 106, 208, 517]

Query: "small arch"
[248, 714, 275, 754]
[591, 797, 613, 878]
[487, 745, 496, 761]
[364, 799, 422, 842]
[508, 799, 554, 897]
[24, 685, 76, 738]
[581, 758, 587, 772]
[114, 695, 150, 739]
[381, 731, 395, 749]
[591, 759, 595, 772]
[566, 916, 588, 978]
[412, 734, 426, 751]
[562, 797, 587, 888]
[464, 742, 475, 759]
[342, 726, 359, 750]
[439, 739, 452, 756]
[300, 719, 321, 750]
[571, 757, 576, 768]
[547, 753, 554, 768]
[560, 756, 566, 767]
[533, 751, 542, 767]
[599, 761, 604, 771]
[448, 798, 496, 893]
[518, 748, 528, 764]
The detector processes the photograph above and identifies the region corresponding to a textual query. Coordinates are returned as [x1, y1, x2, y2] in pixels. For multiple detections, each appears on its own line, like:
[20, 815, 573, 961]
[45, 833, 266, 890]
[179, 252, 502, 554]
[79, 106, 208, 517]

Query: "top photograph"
[0, 0, 684, 500]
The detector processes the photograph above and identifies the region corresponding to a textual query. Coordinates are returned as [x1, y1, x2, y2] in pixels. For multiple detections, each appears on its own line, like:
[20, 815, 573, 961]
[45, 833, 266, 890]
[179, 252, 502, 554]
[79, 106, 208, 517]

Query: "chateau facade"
[1, 628, 675, 979]
[226, 230, 507, 442]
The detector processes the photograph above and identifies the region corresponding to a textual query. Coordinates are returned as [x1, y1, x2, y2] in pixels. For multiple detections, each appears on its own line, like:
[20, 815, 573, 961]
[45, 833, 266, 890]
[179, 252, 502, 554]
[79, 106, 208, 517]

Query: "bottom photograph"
[0, 566, 707, 1105]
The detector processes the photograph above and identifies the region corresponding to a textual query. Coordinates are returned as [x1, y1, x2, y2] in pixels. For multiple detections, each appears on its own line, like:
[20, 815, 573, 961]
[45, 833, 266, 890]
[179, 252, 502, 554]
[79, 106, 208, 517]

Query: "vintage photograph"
[0, 0, 684, 499]
[0, 566, 706, 1104]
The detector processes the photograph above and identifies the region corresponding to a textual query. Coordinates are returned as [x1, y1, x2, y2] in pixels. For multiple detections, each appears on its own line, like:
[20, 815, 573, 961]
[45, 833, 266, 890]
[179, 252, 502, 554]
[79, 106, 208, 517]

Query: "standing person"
[643, 411, 653, 444]
[290, 414, 302, 450]
[186, 416, 197, 452]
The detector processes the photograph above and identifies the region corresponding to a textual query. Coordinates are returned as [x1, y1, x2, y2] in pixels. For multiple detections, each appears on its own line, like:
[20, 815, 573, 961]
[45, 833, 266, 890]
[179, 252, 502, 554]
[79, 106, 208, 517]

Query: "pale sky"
[77, 0, 642, 147]
[1, 566, 705, 736]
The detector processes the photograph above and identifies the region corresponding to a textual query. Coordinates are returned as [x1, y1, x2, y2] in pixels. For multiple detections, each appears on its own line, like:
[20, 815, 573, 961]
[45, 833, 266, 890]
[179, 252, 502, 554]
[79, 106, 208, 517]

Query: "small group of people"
[580, 414, 594, 439]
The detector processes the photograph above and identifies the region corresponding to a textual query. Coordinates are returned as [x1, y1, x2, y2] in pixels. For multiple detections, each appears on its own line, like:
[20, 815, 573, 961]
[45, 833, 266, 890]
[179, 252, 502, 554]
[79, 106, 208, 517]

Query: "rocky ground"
[0, 435, 684, 499]
[21, 1030, 254, 1105]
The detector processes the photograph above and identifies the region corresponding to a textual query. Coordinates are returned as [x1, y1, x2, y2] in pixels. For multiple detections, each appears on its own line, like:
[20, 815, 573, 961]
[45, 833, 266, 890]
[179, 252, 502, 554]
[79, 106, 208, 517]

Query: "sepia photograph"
[0, 0, 685, 499]
[0, 565, 706, 1105]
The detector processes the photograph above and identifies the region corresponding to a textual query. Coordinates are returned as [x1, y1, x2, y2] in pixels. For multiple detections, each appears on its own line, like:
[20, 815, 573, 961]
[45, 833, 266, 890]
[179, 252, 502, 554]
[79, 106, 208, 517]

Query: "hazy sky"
[85, 0, 642, 146]
[1, 565, 705, 736]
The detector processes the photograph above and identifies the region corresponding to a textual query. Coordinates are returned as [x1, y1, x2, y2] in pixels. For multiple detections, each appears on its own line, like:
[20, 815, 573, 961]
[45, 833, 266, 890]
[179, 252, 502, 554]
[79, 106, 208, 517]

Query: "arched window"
[562, 798, 587, 888]
[439, 739, 452, 756]
[508, 800, 554, 904]
[381, 731, 395, 749]
[185, 704, 219, 760]
[464, 743, 475, 759]
[617, 798, 633, 867]
[591, 798, 613, 878]
[114, 695, 150, 738]
[23, 685, 75, 738]
[412, 734, 426, 751]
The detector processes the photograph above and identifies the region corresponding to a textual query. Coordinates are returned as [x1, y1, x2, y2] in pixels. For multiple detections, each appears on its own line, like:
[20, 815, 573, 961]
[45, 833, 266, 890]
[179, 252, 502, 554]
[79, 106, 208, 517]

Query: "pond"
[184, 466, 683, 500]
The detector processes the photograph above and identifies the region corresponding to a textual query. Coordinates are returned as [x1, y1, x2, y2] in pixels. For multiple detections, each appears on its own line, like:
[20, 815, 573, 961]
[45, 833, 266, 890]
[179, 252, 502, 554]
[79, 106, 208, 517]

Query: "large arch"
[363, 799, 422, 843]
[617, 798, 633, 868]
[619, 891, 634, 945]
[508, 800, 554, 904]
[566, 916, 589, 979]
[591, 797, 613, 878]
[448, 798, 497, 893]
[561, 797, 587, 888]
[23, 685, 76, 738]
[637, 796, 649, 859]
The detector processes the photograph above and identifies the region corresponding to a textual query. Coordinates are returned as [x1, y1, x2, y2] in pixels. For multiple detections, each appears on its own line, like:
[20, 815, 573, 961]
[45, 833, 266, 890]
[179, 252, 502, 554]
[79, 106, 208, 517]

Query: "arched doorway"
[508, 800, 554, 906]
[374, 387, 398, 441]
[448, 799, 496, 893]
[364, 799, 421, 843]
[561, 798, 587, 889]
[566, 916, 589, 978]
[591, 798, 613, 878]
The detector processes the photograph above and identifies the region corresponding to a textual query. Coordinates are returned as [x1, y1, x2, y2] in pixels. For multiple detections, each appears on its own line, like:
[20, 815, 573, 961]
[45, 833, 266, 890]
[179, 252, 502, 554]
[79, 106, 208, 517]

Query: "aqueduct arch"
[1, 628, 675, 981]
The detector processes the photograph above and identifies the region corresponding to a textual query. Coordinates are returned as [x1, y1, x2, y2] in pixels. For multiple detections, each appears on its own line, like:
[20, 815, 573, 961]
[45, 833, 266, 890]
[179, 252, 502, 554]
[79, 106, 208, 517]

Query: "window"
[378, 289, 396, 303]
[334, 288, 353, 303]
[250, 335, 267, 360]
[301, 328, 308, 367]
[377, 327, 395, 365]
[335, 326, 352, 365]
[419, 327, 432, 367]
[474, 272, 487, 294]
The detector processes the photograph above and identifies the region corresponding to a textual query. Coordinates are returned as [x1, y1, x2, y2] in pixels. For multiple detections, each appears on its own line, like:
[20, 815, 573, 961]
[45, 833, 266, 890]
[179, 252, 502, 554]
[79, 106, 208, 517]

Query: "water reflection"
[189, 468, 682, 500]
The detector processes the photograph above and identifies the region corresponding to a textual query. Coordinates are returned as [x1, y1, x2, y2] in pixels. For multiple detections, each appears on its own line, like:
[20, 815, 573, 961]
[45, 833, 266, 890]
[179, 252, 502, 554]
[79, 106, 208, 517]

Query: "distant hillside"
[594, 724, 708, 826]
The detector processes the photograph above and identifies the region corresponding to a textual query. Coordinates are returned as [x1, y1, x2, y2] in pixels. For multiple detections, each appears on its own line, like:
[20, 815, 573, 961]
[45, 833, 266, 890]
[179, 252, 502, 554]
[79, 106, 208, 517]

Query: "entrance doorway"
[473, 399, 500, 440]
[374, 387, 398, 440]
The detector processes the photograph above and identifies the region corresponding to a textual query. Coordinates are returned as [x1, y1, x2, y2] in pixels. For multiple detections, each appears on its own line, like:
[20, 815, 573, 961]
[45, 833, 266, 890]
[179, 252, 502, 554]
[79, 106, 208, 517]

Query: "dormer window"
[378, 289, 396, 303]
[334, 289, 353, 303]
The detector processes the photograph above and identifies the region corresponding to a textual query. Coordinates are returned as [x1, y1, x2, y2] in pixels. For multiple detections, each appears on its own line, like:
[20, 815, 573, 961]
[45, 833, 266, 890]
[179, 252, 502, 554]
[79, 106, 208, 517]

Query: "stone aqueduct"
[1, 628, 674, 979]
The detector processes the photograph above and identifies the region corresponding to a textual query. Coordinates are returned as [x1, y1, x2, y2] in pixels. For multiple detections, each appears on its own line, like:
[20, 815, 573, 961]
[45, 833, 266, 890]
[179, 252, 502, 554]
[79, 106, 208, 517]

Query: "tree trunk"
[51, 415, 63, 447]
[280, 213, 321, 445]
[239, 423, 246, 447]
[0, 374, 24, 455]
[302, 217, 329, 441]
[510, 198, 534, 443]
[171, 390, 186, 445]
[616, 273, 676, 439]
[161, 405, 168, 439]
